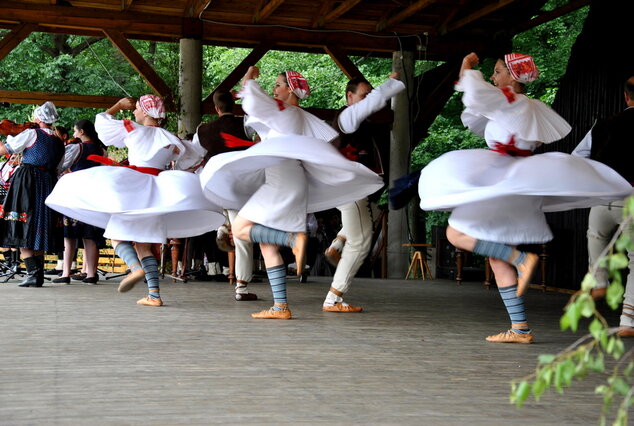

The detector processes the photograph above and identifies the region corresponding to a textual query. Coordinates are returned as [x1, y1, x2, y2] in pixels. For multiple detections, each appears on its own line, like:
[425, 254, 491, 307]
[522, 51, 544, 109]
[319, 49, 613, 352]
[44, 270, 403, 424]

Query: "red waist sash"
[491, 136, 533, 157]
[87, 155, 163, 176]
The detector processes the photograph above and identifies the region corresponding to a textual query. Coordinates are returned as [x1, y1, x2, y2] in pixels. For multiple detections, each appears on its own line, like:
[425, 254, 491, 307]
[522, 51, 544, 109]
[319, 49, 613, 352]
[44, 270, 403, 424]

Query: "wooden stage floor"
[0, 273, 627, 425]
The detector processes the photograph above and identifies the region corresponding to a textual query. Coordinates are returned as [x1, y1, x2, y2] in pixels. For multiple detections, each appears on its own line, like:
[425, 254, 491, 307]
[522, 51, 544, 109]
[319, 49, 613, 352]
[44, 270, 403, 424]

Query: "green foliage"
[511, 196, 634, 425]
[512, 0, 588, 102]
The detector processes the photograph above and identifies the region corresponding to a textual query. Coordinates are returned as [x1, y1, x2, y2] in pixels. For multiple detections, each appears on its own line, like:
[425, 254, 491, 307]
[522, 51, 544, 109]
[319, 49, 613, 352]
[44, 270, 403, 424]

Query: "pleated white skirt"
[199, 135, 384, 232]
[419, 149, 633, 244]
[46, 167, 225, 243]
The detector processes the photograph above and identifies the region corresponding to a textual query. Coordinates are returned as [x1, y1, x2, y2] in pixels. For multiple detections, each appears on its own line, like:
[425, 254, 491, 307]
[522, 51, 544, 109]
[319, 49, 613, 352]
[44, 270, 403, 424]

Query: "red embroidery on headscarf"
[274, 99, 286, 111]
[123, 120, 135, 132]
[221, 132, 256, 148]
[491, 136, 532, 157]
[500, 87, 516, 104]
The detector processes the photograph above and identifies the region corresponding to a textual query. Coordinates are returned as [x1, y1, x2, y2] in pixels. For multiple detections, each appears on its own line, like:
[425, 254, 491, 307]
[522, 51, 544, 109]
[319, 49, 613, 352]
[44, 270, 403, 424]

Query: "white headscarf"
[33, 101, 59, 124]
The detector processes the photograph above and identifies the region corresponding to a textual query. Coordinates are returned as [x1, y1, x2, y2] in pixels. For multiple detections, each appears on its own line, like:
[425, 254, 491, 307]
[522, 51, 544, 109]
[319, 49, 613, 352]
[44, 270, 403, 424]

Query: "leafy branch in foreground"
[510, 196, 634, 426]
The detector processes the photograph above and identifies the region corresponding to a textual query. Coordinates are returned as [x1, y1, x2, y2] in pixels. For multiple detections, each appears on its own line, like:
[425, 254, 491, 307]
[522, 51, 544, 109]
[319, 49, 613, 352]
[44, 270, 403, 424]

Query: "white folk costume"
[46, 112, 225, 244]
[199, 79, 384, 233]
[418, 69, 632, 245]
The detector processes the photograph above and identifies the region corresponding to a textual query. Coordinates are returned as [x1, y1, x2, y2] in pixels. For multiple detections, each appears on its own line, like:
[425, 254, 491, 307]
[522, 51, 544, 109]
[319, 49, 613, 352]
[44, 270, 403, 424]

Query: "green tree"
[510, 196, 634, 425]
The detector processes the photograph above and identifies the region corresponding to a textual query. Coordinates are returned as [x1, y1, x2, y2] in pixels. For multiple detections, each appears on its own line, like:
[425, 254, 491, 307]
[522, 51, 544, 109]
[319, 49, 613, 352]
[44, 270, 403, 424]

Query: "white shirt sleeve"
[572, 129, 592, 158]
[174, 134, 207, 171]
[458, 70, 525, 115]
[239, 80, 304, 135]
[5, 128, 38, 154]
[338, 78, 406, 134]
[60, 144, 81, 170]
[95, 112, 134, 148]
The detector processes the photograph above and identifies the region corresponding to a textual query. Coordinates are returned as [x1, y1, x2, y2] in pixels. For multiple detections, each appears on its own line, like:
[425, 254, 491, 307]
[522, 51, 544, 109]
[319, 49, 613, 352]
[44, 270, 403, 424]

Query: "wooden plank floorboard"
[0, 274, 628, 425]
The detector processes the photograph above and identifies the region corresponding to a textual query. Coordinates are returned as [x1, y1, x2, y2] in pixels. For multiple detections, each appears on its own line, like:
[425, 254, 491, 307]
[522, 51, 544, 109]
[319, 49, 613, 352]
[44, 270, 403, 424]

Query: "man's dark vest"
[331, 107, 391, 181]
[590, 107, 634, 183]
[197, 114, 250, 165]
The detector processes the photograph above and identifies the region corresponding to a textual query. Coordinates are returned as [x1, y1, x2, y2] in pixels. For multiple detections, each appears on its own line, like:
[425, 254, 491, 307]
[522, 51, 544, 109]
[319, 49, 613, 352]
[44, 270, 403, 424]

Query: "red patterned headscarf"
[504, 53, 539, 84]
[138, 95, 166, 120]
[285, 71, 311, 99]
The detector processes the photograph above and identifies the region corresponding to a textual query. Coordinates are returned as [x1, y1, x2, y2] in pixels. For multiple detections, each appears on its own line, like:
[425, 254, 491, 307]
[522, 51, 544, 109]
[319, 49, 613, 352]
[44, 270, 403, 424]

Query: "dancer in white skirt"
[47, 95, 225, 306]
[418, 53, 632, 343]
[200, 66, 384, 319]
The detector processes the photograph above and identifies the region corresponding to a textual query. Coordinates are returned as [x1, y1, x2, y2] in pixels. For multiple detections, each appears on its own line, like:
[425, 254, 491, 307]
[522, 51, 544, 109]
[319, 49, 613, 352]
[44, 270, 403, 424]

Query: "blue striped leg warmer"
[114, 242, 142, 273]
[141, 256, 161, 300]
[498, 284, 530, 333]
[250, 224, 291, 247]
[266, 264, 287, 309]
[473, 240, 526, 265]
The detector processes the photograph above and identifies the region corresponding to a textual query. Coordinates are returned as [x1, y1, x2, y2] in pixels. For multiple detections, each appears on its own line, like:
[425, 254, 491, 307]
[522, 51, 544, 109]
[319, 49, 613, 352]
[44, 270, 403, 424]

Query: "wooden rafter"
[377, 0, 438, 32]
[324, 45, 363, 80]
[201, 41, 274, 113]
[446, 0, 519, 34]
[184, 0, 211, 18]
[323, 0, 363, 24]
[512, 0, 590, 35]
[434, 7, 459, 36]
[0, 23, 38, 61]
[0, 90, 123, 109]
[253, 0, 286, 23]
[311, 0, 334, 28]
[0, 2, 497, 59]
[103, 29, 173, 101]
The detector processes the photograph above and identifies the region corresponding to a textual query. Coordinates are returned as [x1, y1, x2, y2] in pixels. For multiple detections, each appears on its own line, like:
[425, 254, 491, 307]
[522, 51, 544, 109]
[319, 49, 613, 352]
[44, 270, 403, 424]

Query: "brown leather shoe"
[291, 232, 308, 276]
[251, 307, 292, 319]
[591, 287, 607, 301]
[486, 329, 534, 344]
[118, 269, 146, 293]
[617, 327, 634, 338]
[137, 296, 163, 307]
[516, 253, 538, 297]
[235, 292, 258, 301]
[322, 302, 362, 313]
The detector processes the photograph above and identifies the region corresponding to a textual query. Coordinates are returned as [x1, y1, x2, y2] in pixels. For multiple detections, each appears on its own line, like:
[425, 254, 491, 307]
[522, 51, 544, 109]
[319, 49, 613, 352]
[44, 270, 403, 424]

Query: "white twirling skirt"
[199, 135, 384, 232]
[419, 149, 633, 244]
[46, 167, 225, 243]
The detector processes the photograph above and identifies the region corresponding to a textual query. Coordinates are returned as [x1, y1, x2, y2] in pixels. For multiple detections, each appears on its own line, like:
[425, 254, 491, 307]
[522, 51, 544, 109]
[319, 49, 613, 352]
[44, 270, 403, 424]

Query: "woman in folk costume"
[200, 66, 383, 319]
[46, 95, 225, 306]
[0, 101, 65, 287]
[52, 119, 107, 285]
[418, 53, 632, 343]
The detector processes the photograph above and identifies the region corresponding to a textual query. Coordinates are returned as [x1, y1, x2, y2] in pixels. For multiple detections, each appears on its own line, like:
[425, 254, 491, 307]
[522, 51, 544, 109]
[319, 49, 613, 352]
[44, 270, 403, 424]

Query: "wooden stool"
[402, 244, 433, 280]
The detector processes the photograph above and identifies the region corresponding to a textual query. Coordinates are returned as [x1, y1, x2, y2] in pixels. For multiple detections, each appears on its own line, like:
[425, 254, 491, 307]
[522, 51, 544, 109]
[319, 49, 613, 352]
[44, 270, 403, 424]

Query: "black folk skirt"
[0, 164, 61, 251]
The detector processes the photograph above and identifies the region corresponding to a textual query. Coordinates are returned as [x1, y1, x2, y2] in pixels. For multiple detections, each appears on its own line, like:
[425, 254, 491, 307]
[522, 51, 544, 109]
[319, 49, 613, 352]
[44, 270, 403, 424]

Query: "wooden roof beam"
[446, 0, 519, 34]
[0, 90, 124, 110]
[253, 0, 286, 23]
[202, 41, 274, 113]
[377, 0, 438, 32]
[512, 0, 590, 35]
[103, 29, 174, 102]
[323, 0, 363, 24]
[311, 0, 334, 28]
[0, 23, 38, 61]
[185, 0, 212, 18]
[324, 45, 363, 80]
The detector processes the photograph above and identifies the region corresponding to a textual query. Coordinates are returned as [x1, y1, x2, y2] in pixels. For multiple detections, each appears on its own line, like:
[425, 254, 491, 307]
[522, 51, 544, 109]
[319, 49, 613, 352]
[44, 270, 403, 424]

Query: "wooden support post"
[386, 50, 414, 278]
[178, 37, 202, 137]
